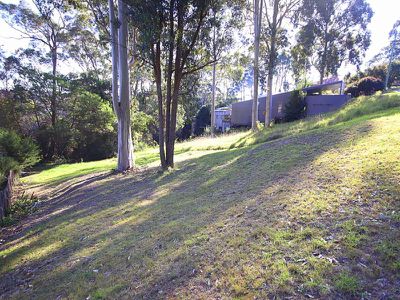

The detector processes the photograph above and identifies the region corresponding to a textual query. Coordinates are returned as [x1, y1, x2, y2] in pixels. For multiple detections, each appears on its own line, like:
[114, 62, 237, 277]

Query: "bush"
[344, 77, 384, 97]
[0, 193, 38, 227]
[284, 90, 306, 122]
[67, 91, 117, 161]
[0, 129, 40, 185]
[193, 106, 211, 136]
[131, 110, 157, 150]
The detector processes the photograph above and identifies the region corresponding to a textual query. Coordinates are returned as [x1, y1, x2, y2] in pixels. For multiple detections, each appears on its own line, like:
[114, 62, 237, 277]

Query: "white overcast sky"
[0, 0, 399, 84]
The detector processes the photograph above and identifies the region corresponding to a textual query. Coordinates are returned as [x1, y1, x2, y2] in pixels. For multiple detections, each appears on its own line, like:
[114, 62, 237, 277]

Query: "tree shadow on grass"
[0, 122, 376, 299]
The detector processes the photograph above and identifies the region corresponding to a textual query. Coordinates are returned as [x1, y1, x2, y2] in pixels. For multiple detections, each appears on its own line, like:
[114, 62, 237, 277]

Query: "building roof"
[302, 80, 343, 94]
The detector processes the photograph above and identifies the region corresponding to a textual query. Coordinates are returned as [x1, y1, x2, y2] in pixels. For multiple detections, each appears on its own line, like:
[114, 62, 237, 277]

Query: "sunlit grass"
[23, 91, 400, 187]
[2, 91, 400, 298]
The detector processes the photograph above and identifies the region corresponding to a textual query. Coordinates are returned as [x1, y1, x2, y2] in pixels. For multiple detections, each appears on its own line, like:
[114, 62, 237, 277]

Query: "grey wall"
[231, 100, 252, 126]
[305, 95, 351, 116]
[231, 94, 351, 127]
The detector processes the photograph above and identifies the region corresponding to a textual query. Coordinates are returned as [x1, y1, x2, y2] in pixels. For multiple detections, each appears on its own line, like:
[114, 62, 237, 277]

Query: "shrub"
[131, 110, 157, 150]
[0, 193, 38, 227]
[194, 106, 211, 136]
[67, 91, 117, 161]
[0, 129, 40, 185]
[284, 89, 306, 122]
[344, 76, 384, 97]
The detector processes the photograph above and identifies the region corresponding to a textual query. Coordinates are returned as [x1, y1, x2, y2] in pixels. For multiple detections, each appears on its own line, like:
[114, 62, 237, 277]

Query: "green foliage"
[284, 90, 306, 122]
[0, 157, 18, 187]
[0, 193, 38, 227]
[0, 129, 40, 169]
[345, 61, 400, 87]
[0, 129, 39, 186]
[194, 106, 211, 136]
[295, 0, 373, 81]
[131, 109, 156, 151]
[345, 77, 384, 97]
[67, 91, 116, 161]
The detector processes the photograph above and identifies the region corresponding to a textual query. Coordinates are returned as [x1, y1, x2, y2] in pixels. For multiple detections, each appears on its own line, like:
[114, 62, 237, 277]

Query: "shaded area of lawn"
[1, 110, 399, 299]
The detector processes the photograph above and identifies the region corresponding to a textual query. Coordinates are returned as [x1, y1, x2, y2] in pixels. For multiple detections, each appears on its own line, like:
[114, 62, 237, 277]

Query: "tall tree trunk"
[211, 60, 216, 136]
[384, 31, 397, 90]
[166, 2, 183, 168]
[165, 0, 175, 168]
[319, 25, 329, 84]
[49, 46, 57, 159]
[116, 0, 134, 171]
[265, 0, 278, 127]
[385, 58, 393, 90]
[252, 0, 262, 131]
[210, 15, 217, 138]
[153, 41, 166, 168]
[109, 0, 119, 116]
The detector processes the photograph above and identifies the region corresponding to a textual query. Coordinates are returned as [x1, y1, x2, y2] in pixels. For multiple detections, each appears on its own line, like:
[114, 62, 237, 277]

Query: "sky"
[0, 0, 399, 84]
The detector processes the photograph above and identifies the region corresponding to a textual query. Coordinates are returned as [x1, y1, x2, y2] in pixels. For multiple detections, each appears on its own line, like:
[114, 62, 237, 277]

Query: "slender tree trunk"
[109, 0, 119, 115]
[319, 25, 329, 84]
[211, 60, 216, 136]
[116, 0, 134, 171]
[49, 46, 57, 159]
[265, 0, 278, 127]
[211, 15, 217, 138]
[165, 0, 175, 168]
[384, 32, 397, 90]
[385, 58, 393, 90]
[153, 42, 166, 168]
[252, 0, 262, 131]
[166, 6, 183, 168]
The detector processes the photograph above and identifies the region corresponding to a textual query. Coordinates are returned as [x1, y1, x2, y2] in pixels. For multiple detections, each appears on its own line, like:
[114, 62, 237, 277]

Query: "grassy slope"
[1, 92, 400, 299]
[23, 91, 399, 186]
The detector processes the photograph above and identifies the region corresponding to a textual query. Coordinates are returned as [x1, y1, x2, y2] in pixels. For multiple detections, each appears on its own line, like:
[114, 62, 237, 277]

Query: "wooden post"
[0, 170, 17, 219]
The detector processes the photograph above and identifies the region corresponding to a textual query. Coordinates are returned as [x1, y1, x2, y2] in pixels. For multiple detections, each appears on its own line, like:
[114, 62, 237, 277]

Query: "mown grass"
[1, 92, 400, 299]
[23, 91, 400, 187]
[230, 91, 400, 148]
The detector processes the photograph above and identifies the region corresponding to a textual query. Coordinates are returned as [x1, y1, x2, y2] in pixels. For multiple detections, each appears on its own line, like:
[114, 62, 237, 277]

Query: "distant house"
[230, 80, 351, 126]
[215, 107, 231, 132]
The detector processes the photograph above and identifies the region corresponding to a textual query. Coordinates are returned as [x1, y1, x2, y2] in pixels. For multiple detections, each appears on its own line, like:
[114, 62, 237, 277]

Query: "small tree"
[0, 129, 39, 185]
[284, 89, 306, 122]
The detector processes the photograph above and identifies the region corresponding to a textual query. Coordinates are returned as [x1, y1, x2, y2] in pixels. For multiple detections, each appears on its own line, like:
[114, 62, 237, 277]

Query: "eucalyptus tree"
[0, 0, 80, 158]
[384, 20, 400, 90]
[108, 0, 134, 171]
[294, 0, 373, 84]
[262, 0, 300, 126]
[252, 0, 263, 131]
[129, 0, 244, 169]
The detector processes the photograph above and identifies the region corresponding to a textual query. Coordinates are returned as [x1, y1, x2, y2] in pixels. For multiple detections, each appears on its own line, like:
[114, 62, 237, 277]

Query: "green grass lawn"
[1, 91, 400, 299]
[23, 91, 400, 187]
